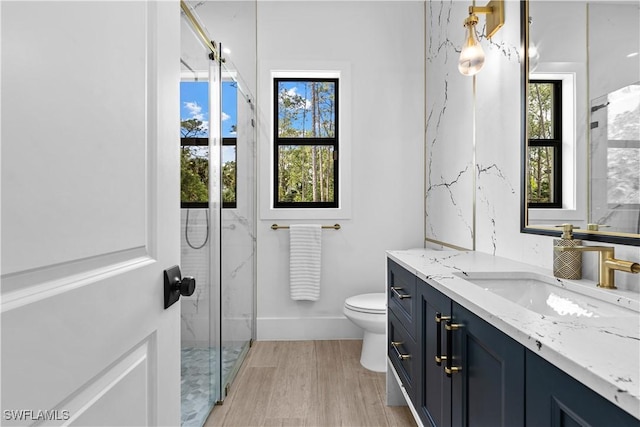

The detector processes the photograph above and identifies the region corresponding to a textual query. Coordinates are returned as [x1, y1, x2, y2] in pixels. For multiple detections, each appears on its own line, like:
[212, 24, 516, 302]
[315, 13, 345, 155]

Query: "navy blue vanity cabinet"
[449, 301, 525, 427]
[418, 279, 525, 427]
[526, 350, 639, 427]
[388, 259, 418, 337]
[388, 309, 419, 401]
[419, 281, 452, 427]
[388, 260, 420, 403]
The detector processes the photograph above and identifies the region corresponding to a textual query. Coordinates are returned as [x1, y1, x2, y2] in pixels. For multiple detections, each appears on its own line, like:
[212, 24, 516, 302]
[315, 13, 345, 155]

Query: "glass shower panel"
[220, 64, 256, 393]
[179, 72, 221, 427]
[589, 84, 640, 235]
[180, 2, 222, 424]
[180, 0, 256, 423]
[208, 55, 223, 413]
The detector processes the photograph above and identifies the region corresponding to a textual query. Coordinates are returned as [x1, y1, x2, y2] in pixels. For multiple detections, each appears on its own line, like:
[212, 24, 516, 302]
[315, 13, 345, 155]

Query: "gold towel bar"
[271, 223, 341, 230]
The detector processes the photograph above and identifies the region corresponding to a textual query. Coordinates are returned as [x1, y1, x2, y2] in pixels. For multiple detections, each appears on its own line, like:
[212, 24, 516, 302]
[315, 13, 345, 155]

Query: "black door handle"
[164, 265, 196, 309]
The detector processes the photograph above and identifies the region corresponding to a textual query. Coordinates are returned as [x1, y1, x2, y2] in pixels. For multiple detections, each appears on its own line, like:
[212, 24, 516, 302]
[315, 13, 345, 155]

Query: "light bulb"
[458, 14, 485, 76]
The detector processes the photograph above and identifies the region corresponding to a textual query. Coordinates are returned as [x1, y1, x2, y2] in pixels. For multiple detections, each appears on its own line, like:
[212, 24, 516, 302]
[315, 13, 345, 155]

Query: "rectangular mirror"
[522, 0, 640, 246]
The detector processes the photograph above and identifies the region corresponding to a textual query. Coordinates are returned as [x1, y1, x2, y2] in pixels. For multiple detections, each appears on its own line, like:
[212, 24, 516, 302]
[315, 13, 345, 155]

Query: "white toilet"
[343, 293, 387, 372]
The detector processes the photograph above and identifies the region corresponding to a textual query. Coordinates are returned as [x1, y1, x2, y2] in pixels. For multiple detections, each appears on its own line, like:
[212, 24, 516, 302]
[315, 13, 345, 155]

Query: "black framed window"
[273, 78, 338, 208]
[180, 80, 237, 209]
[528, 79, 563, 208]
[179, 136, 237, 209]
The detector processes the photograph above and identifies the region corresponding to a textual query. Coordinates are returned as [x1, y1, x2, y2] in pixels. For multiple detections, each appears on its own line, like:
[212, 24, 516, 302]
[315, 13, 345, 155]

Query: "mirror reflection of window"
[528, 80, 563, 208]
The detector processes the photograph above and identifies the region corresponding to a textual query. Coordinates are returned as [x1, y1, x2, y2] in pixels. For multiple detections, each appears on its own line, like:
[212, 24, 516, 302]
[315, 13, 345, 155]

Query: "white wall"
[255, 1, 425, 339]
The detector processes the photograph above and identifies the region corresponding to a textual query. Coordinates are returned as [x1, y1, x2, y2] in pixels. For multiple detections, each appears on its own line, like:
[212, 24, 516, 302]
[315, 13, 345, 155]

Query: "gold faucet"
[554, 245, 640, 289]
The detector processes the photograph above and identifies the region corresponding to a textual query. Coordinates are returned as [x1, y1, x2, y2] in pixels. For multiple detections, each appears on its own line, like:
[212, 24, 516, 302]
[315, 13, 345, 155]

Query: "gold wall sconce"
[458, 0, 505, 76]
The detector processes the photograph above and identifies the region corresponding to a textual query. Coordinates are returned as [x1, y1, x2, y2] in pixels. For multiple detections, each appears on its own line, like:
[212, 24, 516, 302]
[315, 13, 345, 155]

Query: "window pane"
[222, 145, 237, 206]
[222, 79, 237, 207]
[277, 81, 336, 138]
[528, 82, 556, 139]
[528, 146, 557, 203]
[180, 81, 209, 138]
[607, 147, 640, 205]
[277, 145, 335, 203]
[222, 81, 237, 138]
[181, 146, 209, 203]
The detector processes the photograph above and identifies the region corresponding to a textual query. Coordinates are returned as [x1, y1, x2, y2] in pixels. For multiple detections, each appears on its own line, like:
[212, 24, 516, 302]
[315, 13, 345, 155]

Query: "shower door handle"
[164, 265, 196, 309]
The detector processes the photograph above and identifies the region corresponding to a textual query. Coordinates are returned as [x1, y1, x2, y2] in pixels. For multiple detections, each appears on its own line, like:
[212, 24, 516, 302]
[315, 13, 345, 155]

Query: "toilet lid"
[345, 293, 386, 314]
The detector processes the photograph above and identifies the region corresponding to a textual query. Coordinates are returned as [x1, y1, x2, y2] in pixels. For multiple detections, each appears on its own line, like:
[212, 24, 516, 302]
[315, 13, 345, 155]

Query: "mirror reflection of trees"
[181, 119, 209, 204]
[528, 82, 555, 204]
[222, 147, 237, 205]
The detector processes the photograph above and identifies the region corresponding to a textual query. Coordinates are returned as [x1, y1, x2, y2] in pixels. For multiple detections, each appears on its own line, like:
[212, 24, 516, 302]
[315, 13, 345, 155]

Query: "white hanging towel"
[289, 224, 322, 301]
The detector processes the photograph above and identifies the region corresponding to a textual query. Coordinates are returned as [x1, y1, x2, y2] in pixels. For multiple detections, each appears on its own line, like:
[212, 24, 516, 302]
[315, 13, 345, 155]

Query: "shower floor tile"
[181, 345, 246, 427]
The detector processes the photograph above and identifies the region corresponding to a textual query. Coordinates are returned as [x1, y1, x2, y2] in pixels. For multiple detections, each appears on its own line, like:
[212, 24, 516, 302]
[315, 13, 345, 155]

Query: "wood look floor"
[204, 340, 417, 427]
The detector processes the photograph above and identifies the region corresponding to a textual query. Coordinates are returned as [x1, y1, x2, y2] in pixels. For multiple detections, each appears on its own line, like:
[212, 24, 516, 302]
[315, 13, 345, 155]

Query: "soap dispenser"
[553, 224, 582, 279]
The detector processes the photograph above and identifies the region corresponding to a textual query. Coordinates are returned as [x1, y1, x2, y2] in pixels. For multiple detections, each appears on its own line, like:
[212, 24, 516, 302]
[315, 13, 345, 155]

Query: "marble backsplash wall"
[474, 1, 521, 256]
[425, 0, 521, 251]
[424, 0, 639, 290]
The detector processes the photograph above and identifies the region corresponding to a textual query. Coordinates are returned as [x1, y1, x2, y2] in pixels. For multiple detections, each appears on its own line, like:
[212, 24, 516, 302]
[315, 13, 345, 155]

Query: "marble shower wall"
[179, 116, 256, 349]
[181, 209, 212, 348]
[221, 93, 256, 347]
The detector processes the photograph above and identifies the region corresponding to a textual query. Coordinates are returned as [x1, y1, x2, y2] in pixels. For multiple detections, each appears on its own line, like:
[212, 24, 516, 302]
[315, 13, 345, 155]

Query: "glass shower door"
[180, 1, 256, 423]
[180, 3, 222, 425]
[220, 60, 256, 394]
[179, 76, 222, 427]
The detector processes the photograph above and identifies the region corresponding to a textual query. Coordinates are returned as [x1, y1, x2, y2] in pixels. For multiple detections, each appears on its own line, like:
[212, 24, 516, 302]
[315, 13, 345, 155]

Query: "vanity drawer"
[388, 259, 417, 338]
[388, 309, 418, 401]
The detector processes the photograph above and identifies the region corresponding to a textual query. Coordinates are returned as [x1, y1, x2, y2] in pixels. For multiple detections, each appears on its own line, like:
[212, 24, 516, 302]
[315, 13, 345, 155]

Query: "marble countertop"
[387, 249, 640, 420]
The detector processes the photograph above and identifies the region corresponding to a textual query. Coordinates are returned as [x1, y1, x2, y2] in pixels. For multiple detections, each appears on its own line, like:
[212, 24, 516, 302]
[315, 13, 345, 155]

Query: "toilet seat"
[344, 293, 386, 314]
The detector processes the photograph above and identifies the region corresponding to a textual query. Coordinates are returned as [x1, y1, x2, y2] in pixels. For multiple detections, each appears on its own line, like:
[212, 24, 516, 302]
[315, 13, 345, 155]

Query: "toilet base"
[360, 330, 387, 372]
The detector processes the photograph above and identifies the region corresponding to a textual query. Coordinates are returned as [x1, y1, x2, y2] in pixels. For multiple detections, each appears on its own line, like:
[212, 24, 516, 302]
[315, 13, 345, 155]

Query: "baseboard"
[257, 316, 363, 340]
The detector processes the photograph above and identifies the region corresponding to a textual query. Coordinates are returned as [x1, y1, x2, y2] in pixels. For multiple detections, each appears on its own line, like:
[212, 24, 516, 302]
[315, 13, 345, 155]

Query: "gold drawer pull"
[391, 341, 411, 360]
[435, 313, 451, 365]
[391, 286, 411, 299]
[445, 320, 463, 376]
[445, 322, 461, 331]
[444, 366, 462, 375]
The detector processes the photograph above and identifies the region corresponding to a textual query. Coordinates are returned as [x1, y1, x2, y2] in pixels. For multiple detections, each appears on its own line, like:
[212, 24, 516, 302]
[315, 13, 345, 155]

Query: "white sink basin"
[454, 271, 637, 318]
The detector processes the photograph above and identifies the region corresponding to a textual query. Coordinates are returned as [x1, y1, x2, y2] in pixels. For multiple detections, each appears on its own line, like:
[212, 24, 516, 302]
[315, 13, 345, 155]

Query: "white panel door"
[1, 1, 181, 426]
